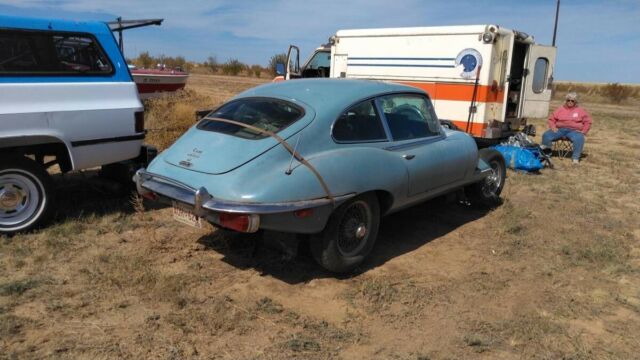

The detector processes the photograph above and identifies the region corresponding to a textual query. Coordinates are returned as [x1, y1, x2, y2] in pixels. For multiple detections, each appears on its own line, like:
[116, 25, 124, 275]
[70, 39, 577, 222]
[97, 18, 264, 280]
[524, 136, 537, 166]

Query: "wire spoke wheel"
[336, 200, 372, 257]
[465, 148, 506, 208]
[481, 160, 503, 198]
[310, 193, 380, 273]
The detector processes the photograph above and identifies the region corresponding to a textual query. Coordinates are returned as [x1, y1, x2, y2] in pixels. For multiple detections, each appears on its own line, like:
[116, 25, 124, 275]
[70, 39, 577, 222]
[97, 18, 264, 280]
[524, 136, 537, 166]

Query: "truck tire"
[0, 156, 55, 234]
[465, 148, 506, 207]
[310, 193, 380, 273]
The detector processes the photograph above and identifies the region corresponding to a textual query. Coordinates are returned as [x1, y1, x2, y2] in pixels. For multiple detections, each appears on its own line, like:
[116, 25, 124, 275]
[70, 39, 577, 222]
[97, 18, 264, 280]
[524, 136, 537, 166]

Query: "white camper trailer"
[283, 25, 556, 139]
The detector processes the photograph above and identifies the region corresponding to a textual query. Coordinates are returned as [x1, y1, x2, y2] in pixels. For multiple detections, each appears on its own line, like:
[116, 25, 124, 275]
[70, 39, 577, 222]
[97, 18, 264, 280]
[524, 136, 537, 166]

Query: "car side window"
[379, 94, 440, 141]
[333, 100, 387, 142]
[0, 30, 113, 75]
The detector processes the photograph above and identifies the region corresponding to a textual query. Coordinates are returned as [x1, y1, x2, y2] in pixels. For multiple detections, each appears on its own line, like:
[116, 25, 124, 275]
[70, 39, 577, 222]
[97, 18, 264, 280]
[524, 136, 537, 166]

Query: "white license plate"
[172, 202, 202, 228]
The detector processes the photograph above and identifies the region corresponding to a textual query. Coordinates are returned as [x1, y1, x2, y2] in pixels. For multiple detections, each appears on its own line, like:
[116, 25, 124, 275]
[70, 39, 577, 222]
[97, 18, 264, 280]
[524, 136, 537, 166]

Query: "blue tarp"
[493, 145, 543, 172]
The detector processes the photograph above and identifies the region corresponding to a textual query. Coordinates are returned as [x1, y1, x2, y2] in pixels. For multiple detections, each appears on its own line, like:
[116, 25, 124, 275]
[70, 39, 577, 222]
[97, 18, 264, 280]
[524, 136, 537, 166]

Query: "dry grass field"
[1, 75, 639, 359]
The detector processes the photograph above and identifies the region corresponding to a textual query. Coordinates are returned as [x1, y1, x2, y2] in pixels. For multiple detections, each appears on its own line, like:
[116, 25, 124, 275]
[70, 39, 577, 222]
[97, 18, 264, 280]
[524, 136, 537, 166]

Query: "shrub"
[250, 64, 263, 78]
[135, 51, 155, 68]
[204, 56, 218, 73]
[602, 83, 635, 103]
[164, 56, 186, 70]
[268, 53, 287, 75]
[221, 58, 246, 76]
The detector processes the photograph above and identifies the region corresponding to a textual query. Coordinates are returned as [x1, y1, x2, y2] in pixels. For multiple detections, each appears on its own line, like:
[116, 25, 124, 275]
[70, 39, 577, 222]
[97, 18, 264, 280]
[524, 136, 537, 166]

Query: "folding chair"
[552, 137, 573, 158]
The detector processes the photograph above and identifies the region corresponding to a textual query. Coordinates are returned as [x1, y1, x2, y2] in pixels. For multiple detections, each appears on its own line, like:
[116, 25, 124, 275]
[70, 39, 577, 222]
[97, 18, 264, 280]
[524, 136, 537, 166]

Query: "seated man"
[540, 92, 593, 165]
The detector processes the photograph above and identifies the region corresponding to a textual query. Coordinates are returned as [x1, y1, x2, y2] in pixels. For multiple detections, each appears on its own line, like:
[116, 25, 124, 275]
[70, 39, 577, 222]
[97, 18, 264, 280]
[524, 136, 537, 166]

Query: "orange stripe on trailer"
[399, 81, 504, 103]
[448, 120, 487, 137]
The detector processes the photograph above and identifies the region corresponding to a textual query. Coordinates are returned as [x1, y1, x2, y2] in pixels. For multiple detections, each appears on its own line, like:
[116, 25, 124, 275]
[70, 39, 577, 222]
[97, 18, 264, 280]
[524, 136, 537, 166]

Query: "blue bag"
[493, 145, 543, 172]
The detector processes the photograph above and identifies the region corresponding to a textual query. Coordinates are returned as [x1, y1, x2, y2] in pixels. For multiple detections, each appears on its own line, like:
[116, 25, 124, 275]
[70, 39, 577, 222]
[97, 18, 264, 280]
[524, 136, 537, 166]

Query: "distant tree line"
[127, 52, 289, 78]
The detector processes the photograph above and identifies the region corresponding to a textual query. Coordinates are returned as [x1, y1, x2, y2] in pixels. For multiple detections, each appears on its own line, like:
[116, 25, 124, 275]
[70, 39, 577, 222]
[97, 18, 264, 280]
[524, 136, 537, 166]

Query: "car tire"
[0, 156, 55, 234]
[466, 148, 506, 207]
[310, 193, 380, 273]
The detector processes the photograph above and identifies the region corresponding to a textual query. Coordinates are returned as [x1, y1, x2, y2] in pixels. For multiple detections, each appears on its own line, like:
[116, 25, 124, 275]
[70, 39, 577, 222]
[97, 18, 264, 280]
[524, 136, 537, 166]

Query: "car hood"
[163, 109, 316, 175]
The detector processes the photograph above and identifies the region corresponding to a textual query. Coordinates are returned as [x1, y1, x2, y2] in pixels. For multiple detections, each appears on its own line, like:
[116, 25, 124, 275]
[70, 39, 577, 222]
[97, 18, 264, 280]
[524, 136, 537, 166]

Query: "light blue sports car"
[135, 79, 505, 273]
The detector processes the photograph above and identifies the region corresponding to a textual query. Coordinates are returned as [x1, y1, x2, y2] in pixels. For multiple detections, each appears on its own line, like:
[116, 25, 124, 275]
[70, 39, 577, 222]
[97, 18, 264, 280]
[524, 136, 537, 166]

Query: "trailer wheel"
[310, 193, 380, 273]
[466, 148, 506, 207]
[0, 156, 54, 234]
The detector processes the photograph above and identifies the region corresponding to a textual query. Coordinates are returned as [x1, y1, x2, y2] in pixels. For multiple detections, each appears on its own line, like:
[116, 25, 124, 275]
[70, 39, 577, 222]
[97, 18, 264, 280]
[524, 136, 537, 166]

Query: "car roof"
[236, 78, 426, 110]
[0, 15, 111, 35]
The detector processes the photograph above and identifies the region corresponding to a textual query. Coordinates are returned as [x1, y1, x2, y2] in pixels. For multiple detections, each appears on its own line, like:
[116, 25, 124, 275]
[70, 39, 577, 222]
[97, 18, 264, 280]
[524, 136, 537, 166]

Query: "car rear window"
[198, 98, 305, 140]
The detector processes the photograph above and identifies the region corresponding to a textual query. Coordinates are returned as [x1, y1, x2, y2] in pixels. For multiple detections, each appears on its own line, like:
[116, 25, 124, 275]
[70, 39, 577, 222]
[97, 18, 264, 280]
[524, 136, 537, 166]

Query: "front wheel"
[0, 156, 54, 234]
[310, 193, 380, 273]
[466, 148, 506, 207]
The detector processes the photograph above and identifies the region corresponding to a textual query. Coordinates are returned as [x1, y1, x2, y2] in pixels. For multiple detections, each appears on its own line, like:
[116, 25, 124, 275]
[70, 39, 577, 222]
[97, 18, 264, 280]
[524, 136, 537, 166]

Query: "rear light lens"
[219, 213, 260, 233]
[141, 191, 158, 201]
[294, 208, 314, 218]
[135, 111, 145, 133]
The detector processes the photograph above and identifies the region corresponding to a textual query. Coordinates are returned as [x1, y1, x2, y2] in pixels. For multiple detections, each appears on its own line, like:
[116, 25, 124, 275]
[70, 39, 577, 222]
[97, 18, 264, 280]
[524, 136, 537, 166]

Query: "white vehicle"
[0, 16, 154, 233]
[281, 25, 557, 140]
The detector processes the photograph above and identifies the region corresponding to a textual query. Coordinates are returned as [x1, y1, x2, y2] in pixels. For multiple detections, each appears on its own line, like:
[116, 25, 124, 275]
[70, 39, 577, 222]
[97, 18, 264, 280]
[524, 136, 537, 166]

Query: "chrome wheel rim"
[0, 172, 42, 228]
[337, 200, 371, 257]
[481, 160, 503, 198]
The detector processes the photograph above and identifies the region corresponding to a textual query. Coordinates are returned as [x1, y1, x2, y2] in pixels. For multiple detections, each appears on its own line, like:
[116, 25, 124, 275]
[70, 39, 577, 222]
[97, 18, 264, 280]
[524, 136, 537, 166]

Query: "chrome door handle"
[403, 154, 415, 160]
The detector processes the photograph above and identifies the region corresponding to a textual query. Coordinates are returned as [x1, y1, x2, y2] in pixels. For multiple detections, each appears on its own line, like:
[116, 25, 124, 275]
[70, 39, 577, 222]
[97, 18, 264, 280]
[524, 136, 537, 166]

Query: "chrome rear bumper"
[133, 169, 353, 216]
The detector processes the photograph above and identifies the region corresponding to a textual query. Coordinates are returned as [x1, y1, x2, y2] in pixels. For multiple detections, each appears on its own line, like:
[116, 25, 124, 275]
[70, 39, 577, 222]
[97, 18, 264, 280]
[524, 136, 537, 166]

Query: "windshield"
[305, 51, 330, 70]
[197, 98, 305, 140]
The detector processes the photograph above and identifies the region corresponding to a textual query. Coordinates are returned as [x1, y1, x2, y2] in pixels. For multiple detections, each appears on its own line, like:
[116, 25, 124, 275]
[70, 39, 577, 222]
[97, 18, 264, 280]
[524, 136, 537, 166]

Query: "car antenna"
[285, 132, 303, 175]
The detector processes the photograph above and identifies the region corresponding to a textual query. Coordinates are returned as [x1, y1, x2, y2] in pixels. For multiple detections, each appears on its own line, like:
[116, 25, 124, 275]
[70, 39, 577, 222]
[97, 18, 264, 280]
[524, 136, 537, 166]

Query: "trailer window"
[379, 94, 440, 141]
[198, 98, 304, 140]
[532, 57, 549, 94]
[333, 100, 387, 142]
[0, 29, 113, 76]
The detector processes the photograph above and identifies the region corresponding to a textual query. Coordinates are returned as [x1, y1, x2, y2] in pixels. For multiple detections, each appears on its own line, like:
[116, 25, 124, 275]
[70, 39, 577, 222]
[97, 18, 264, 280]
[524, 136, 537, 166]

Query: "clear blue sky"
[1, 0, 638, 83]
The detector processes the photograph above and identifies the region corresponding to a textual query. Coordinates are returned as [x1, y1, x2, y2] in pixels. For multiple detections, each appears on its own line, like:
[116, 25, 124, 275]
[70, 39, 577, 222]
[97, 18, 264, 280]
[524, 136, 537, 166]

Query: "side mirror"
[275, 63, 285, 76]
[286, 45, 301, 78]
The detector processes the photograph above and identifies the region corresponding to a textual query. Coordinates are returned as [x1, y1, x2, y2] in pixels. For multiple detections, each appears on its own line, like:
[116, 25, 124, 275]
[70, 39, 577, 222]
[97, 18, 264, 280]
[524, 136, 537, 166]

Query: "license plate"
[172, 202, 202, 228]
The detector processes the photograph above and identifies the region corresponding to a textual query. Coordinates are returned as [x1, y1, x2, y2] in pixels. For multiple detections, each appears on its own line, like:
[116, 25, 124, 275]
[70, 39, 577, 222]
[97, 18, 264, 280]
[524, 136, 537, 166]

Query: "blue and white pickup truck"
[0, 16, 153, 233]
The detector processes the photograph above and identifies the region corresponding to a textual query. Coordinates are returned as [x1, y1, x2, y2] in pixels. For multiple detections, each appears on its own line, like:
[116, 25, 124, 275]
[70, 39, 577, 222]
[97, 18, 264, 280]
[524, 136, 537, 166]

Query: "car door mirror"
[275, 63, 285, 76]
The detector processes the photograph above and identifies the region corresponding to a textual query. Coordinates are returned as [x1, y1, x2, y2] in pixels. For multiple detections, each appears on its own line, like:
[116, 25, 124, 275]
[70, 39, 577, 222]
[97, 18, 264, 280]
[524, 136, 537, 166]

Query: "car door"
[377, 93, 465, 196]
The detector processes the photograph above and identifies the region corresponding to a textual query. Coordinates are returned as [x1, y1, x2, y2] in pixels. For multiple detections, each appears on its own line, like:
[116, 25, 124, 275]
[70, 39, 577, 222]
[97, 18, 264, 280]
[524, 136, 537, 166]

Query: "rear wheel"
[310, 193, 380, 273]
[466, 148, 506, 207]
[0, 157, 54, 234]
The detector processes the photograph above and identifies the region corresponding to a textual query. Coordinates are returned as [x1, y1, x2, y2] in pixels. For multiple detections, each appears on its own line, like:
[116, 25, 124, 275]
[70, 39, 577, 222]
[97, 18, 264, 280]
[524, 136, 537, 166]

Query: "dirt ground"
[1, 75, 639, 360]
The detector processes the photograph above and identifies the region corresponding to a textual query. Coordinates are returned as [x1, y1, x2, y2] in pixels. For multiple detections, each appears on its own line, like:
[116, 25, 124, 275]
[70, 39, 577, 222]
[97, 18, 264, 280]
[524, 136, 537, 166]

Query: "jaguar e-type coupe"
[134, 79, 505, 273]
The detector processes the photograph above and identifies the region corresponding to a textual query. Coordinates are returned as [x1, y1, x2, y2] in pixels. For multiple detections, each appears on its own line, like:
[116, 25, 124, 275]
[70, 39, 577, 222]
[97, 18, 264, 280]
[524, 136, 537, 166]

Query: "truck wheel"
[0, 156, 54, 234]
[310, 193, 380, 273]
[466, 148, 506, 207]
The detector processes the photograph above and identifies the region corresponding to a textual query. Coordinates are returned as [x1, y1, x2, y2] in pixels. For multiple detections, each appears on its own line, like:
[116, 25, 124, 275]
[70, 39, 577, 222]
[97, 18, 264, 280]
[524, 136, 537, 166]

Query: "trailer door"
[520, 45, 557, 118]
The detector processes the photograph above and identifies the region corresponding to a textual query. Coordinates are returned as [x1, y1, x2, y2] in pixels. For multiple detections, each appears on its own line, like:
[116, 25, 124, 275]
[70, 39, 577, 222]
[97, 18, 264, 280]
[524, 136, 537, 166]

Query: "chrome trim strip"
[383, 134, 445, 151]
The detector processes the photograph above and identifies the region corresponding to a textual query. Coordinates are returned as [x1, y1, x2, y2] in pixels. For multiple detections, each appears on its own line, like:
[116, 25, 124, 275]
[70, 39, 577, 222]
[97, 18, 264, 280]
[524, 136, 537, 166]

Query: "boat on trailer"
[108, 18, 189, 99]
[129, 67, 189, 99]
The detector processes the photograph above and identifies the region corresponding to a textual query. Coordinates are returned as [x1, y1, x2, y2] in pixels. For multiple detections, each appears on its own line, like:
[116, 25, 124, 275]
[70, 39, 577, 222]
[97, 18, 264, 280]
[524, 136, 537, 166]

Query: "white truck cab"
[281, 25, 557, 141]
[283, 44, 331, 80]
[0, 15, 154, 233]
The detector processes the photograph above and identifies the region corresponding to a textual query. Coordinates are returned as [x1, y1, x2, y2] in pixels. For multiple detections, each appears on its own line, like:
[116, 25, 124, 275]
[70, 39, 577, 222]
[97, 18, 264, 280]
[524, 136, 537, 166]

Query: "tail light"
[141, 191, 158, 201]
[135, 111, 145, 133]
[219, 213, 260, 233]
[294, 208, 313, 218]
